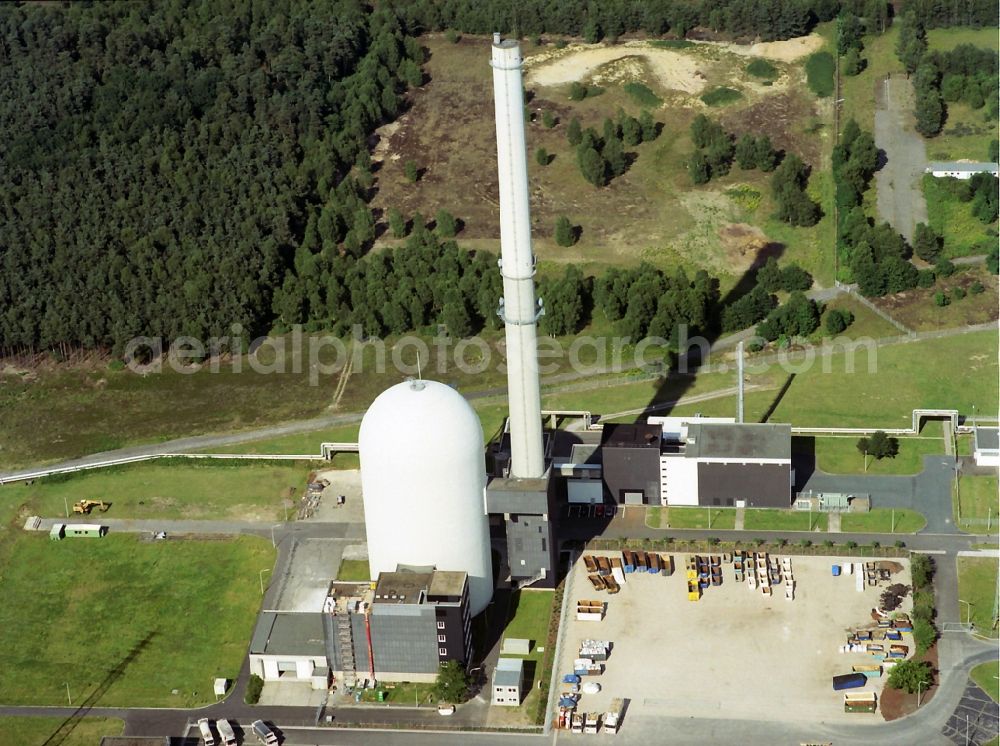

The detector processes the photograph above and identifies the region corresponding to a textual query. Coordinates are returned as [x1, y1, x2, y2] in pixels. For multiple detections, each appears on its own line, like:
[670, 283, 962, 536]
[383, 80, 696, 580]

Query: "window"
[439, 647, 447, 656]
[438, 634, 446, 643]
[437, 621, 445, 630]
[541, 538, 547, 552]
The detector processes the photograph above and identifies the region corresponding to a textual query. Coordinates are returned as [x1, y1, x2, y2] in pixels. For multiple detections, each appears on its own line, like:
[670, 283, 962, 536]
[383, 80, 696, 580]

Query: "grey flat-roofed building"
[601, 423, 662, 505]
[973, 426, 999, 467]
[685, 423, 791, 461]
[492, 657, 525, 706]
[366, 569, 472, 680]
[249, 612, 329, 686]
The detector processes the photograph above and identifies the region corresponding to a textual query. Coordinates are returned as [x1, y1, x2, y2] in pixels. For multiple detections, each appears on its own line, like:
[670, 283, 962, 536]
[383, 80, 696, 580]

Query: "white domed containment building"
[359, 379, 494, 616]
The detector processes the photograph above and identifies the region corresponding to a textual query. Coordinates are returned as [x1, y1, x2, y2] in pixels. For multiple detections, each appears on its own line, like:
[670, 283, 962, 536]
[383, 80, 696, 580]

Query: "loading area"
[554, 551, 912, 729]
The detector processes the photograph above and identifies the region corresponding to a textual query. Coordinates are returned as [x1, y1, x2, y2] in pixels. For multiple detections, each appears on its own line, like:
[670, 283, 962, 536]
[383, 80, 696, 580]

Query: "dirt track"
[874, 75, 928, 243]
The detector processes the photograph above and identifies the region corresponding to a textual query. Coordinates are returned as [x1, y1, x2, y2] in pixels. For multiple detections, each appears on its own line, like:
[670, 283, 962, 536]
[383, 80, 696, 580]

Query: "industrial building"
[924, 161, 999, 179]
[250, 570, 472, 687]
[248, 612, 329, 689]
[359, 379, 493, 615]
[491, 658, 525, 706]
[594, 417, 793, 508]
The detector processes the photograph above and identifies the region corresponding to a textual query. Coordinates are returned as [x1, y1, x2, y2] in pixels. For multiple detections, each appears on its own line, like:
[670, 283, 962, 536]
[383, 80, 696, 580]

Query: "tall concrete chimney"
[490, 34, 544, 478]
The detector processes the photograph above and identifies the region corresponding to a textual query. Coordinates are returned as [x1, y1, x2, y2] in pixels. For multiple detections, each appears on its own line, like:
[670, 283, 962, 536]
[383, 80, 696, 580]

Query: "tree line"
[389, 0, 840, 43]
[896, 12, 999, 137]
[568, 110, 658, 187]
[0, 0, 421, 354]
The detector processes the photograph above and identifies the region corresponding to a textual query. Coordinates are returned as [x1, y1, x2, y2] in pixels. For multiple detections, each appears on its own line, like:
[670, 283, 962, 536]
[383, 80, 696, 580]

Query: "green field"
[498, 589, 554, 716]
[359, 680, 436, 705]
[923, 175, 998, 257]
[957, 556, 999, 638]
[337, 559, 371, 582]
[816, 294, 903, 340]
[0, 534, 274, 706]
[956, 475, 999, 534]
[0, 717, 124, 746]
[927, 28, 1000, 53]
[0, 461, 314, 523]
[839, 509, 927, 534]
[971, 660, 999, 702]
[805, 51, 834, 97]
[743, 509, 827, 532]
[808, 435, 943, 476]
[648, 507, 737, 530]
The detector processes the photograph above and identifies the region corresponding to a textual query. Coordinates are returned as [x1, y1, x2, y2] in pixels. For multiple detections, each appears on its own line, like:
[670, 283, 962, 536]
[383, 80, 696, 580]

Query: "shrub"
[568, 81, 586, 101]
[542, 111, 557, 128]
[554, 216, 577, 247]
[846, 541, 858, 549]
[952, 286, 966, 301]
[435, 209, 457, 238]
[935, 258, 956, 277]
[934, 291, 950, 307]
[404, 160, 419, 182]
[746, 58, 778, 79]
[444, 29, 460, 44]
[754, 538, 766, 546]
[913, 618, 937, 655]
[805, 51, 835, 97]
[799, 539, 812, 548]
[700, 87, 743, 106]
[245, 674, 264, 704]
[894, 540, 905, 548]
[917, 269, 936, 288]
[887, 659, 933, 693]
[822, 540, 834, 548]
[536, 147, 550, 166]
[776, 538, 787, 547]
[911, 554, 934, 588]
[623, 81, 661, 107]
[970, 281, 985, 294]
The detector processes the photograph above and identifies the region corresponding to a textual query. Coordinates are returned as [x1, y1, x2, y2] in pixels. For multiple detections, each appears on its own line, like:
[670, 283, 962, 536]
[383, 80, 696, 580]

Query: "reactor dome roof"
[359, 379, 483, 457]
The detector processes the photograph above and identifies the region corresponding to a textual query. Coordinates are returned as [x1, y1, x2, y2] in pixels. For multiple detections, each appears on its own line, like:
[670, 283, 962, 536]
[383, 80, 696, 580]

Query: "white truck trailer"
[216, 719, 237, 746]
[197, 718, 216, 746]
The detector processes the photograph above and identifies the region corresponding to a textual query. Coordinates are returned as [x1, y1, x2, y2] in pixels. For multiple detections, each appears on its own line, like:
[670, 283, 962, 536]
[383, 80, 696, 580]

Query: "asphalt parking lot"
[555, 552, 913, 727]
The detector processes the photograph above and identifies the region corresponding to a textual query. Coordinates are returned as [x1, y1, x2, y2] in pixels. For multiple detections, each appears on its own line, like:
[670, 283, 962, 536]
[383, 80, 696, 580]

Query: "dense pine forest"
[1, 0, 996, 355]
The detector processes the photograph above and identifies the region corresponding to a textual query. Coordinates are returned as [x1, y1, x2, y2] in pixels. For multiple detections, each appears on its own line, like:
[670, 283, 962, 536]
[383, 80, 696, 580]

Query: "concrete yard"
[555, 552, 912, 726]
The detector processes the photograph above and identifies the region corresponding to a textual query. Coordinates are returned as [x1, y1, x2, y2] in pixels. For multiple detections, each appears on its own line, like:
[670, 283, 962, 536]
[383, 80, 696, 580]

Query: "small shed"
[64, 524, 106, 538]
[491, 658, 525, 706]
[501, 637, 532, 655]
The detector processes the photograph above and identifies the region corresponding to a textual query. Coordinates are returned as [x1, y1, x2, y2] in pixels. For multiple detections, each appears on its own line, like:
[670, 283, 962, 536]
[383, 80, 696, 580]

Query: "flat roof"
[494, 657, 524, 687]
[975, 426, 999, 451]
[926, 161, 999, 172]
[601, 423, 661, 448]
[375, 571, 430, 604]
[685, 423, 791, 460]
[428, 571, 467, 598]
[249, 612, 326, 657]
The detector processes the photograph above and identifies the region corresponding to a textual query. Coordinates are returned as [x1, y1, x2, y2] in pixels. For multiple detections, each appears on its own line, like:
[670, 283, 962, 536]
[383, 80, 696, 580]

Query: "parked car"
[437, 704, 455, 716]
[251, 719, 279, 745]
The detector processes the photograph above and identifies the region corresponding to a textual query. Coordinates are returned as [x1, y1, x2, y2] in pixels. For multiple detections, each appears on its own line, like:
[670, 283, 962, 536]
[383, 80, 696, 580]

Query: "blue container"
[832, 673, 867, 691]
[832, 565, 841, 576]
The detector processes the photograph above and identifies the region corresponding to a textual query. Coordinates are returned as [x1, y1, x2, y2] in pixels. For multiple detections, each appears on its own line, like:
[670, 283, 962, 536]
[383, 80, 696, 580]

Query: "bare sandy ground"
[525, 42, 707, 93]
[524, 35, 824, 92]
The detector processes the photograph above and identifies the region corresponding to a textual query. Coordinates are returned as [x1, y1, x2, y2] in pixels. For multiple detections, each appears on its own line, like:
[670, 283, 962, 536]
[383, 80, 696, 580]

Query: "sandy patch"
[698, 34, 825, 62]
[719, 222, 782, 273]
[525, 42, 707, 94]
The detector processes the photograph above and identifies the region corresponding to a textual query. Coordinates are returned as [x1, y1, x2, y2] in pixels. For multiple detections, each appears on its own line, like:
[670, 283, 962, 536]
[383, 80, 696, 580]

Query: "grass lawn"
[496, 589, 555, 719]
[816, 294, 902, 340]
[808, 435, 942, 475]
[359, 681, 436, 705]
[743, 509, 828, 532]
[839, 508, 927, 534]
[927, 28, 1000, 53]
[971, 660, 999, 702]
[765, 330, 998, 429]
[955, 475, 1000, 534]
[0, 717, 124, 745]
[661, 507, 736, 530]
[923, 175, 998, 257]
[957, 557, 999, 638]
[0, 461, 315, 523]
[337, 559, 371, 582]
[0, 534, 274, 706]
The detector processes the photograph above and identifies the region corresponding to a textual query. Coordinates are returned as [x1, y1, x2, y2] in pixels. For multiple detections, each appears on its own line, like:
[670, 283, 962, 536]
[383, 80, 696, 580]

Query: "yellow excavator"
[72, 499, 110, 515]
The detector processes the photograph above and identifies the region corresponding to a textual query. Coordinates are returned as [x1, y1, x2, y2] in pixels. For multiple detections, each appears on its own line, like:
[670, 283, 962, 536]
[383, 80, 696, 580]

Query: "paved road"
[875, 74, 928, 243]
[798, 455, 960, 533]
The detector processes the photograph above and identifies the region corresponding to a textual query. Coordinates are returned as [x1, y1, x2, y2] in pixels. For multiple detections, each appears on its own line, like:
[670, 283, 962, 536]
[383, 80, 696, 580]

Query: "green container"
[377, 690, 385, 702]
